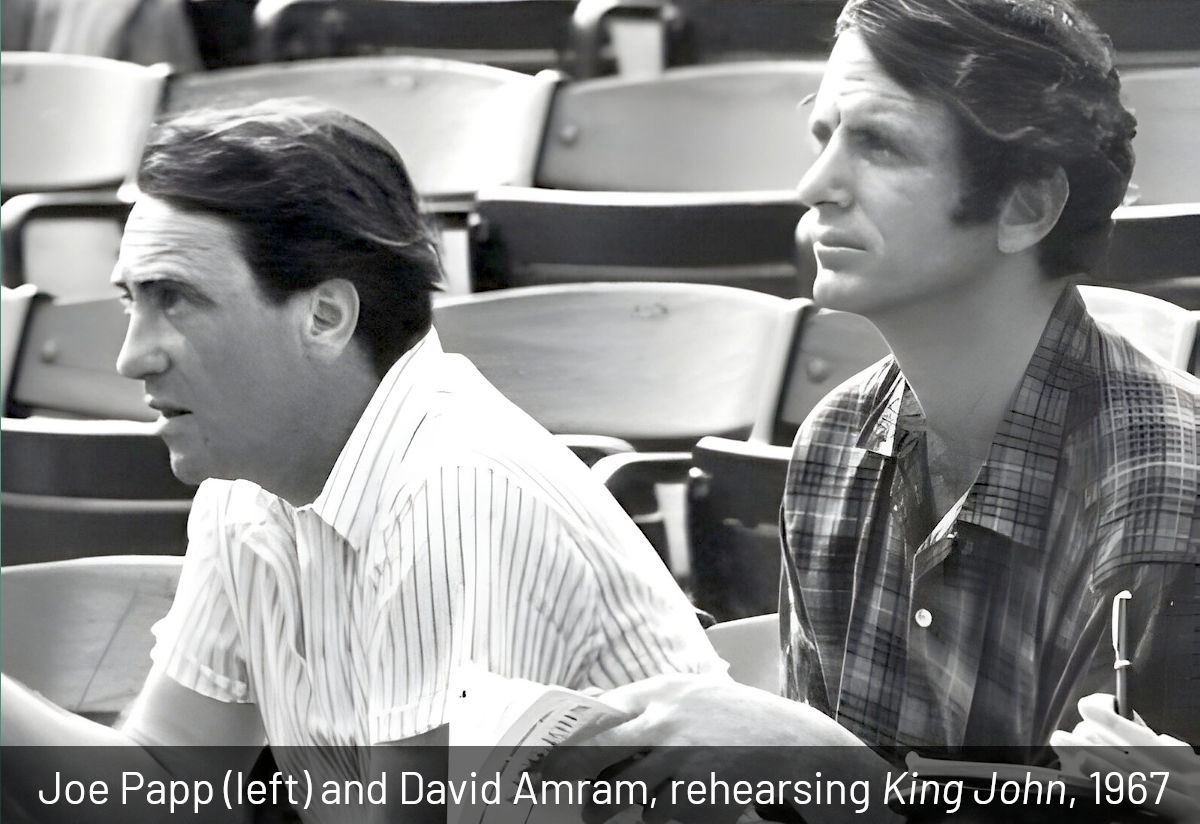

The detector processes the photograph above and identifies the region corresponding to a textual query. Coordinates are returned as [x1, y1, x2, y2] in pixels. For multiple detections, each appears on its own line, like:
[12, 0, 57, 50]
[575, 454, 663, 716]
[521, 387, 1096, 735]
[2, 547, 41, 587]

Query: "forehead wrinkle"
[813, 75, 948, 141]
[117, 211, 242, 287]
[815, 31, 942, 123]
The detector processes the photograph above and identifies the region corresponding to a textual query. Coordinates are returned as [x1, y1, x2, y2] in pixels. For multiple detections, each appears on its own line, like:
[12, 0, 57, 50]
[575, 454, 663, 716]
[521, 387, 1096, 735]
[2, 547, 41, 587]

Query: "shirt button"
[914, 608, 933, 628]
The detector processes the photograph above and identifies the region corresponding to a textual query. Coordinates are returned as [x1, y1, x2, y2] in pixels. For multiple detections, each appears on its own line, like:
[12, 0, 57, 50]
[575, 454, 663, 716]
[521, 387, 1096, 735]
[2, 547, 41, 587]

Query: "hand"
[537, 673, 896, 824]
[1050, 693, 1200, 824]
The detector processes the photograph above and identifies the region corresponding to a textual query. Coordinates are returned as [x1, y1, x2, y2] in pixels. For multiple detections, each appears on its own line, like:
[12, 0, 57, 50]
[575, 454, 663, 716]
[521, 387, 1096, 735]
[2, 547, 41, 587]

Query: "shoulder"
[1088, 324, 1199, 469]
[791, 355, 897, 451]
[186, 479, 295, 556]
[1086, 328, 1200, 576]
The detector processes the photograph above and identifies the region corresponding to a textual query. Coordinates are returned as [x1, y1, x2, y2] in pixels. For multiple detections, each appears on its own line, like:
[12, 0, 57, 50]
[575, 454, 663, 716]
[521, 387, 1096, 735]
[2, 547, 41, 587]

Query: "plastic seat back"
[536, 61, 824, 192]
[5, 295, 149, 420]
[434, 282, 788, 450]
[164, 56, 552, 201]
[0, 556, 182, 722]
[255, 0, 575, 72]
[761, 305, 891, 447]
[1121, 66, 1200, 205]
[1, 52, 167, 196]
[471, 186, 812, 297]
[687, 436, 791, 622]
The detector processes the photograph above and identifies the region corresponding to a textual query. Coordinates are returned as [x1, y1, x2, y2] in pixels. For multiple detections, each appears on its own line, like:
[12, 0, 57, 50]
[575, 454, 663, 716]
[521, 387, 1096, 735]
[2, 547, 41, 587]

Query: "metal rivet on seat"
[559, 123, 580, 145]
[39, 339, 60, 363]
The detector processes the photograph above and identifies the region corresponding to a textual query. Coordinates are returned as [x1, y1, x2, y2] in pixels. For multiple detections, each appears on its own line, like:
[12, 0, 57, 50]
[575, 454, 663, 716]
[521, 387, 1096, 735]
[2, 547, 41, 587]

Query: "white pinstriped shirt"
[151, 330, 723, 748]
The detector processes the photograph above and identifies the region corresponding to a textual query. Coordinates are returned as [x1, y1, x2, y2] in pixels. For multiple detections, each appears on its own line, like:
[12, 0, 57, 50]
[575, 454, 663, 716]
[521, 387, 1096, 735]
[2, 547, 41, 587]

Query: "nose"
[795, 137, 851, 211]
[115, 307, 170, 380]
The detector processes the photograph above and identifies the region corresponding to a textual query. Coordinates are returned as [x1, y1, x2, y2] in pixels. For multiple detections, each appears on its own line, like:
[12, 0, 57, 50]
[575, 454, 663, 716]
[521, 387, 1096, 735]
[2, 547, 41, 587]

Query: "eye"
[154, 284, 186, 314]
[125, 281, 194, 317]
[846, 127, 900, 160]
[142, 281, 191, 315]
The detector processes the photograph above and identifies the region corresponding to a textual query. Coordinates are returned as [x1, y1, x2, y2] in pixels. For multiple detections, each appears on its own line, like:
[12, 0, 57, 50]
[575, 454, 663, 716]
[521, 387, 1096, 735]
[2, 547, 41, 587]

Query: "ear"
[301, 279, 360, 360]
[997, 166, 1068, 254]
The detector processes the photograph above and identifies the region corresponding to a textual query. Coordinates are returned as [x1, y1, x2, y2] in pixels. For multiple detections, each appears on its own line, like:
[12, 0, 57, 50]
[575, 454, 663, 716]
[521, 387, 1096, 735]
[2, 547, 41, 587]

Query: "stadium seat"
[3, 294, 148, 420]
[0, 556, 182, 721]
[687, 436, 791, 621]
[571, 0, 839, 78]
[254, 0, 575, 72]
[1120, 66, 1200, 205]
[1, 416, 194, 566]
[0, 291, 194, 564]
[684, 301, 884, 620]
[1, 190, 132, 299]
[435, 282, 789, 566]
[470, 186, 813, 297]
[1086, 0, 1200, 67]
[163, 56, 552, 204]
[433, 282, 789, 451]
[534, 61, 824, 192]
[1100, 203, 1200, 310]
[0, 52, 167, 199]
[756, 301, 890, 448]
[570, 0, 1200, 77]
[1, 284, 37, 407]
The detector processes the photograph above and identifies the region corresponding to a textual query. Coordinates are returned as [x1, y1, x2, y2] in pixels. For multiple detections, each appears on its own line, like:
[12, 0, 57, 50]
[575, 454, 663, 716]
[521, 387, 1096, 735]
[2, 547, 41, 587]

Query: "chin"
[813, 271, 865, 311]
[167, 453, 213, 487]
[813, 269, 905, 318]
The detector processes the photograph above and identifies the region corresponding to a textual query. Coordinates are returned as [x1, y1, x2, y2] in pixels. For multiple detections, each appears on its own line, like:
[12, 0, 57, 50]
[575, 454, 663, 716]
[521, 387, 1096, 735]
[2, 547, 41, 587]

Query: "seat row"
[5, 51, 1199, 303]
[4, 281, 1197, 579]
[3, 281, 1197, 722]
[162, 0, 1200, 76]
[7, 50, 1200, 201]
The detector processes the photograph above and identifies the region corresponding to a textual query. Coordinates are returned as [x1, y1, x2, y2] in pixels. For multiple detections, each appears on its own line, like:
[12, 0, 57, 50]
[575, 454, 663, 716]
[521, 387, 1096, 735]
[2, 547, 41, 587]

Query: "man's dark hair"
[838, 0, 1137, 278]
[137, 100, 443, 377]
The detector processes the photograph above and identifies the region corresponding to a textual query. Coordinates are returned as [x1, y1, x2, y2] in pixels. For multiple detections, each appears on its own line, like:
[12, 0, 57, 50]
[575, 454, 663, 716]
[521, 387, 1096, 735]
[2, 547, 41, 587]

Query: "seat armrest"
[557, 433, 637, 466]
[592, 450, 692, 513]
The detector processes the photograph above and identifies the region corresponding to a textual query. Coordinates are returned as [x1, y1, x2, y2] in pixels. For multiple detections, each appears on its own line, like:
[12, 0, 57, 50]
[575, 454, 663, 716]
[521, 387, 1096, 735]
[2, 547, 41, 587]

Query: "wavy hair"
[838, 0, 1137, 277]
[138, 100, 443, 376]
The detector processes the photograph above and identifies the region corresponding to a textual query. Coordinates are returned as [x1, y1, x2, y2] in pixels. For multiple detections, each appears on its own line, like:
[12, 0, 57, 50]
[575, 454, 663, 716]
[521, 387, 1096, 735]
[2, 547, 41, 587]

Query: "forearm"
[2, 674, 241, 824]
[2, 673, 144, 747]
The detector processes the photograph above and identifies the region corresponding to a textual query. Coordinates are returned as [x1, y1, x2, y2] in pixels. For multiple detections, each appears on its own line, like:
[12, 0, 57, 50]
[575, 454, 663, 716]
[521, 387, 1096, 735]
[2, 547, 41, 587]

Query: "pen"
[1111, 590, 1132, 719]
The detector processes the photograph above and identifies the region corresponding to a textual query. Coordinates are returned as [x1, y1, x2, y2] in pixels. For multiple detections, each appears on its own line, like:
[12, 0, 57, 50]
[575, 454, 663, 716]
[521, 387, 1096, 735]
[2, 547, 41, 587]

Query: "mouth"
[813, 234, 865, 252]
[146, 398, 192, 419]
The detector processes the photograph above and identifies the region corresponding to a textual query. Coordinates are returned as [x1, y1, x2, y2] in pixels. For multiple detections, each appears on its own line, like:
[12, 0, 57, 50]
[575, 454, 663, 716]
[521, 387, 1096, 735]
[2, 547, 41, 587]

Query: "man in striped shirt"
[1, 101, 723, 822]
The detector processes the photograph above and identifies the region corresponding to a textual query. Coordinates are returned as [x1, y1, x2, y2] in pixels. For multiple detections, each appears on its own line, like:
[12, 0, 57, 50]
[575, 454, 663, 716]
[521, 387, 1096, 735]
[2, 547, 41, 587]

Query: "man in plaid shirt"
[547, 0, 1199, 820]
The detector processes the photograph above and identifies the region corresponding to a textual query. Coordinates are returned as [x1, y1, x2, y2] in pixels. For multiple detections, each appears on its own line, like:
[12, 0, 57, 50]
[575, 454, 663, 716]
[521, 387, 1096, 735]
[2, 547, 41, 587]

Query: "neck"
[869, 263, 1067, 448]
[264, 365, 381, 508]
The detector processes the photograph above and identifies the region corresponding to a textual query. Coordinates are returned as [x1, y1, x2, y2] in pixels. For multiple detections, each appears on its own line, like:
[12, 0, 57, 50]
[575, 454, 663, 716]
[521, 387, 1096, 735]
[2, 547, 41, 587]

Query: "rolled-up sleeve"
[151, 480, 254, 704]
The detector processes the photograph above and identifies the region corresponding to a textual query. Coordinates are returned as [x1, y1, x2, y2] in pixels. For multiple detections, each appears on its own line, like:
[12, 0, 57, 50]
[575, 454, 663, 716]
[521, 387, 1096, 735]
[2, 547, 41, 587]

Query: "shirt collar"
[305, 328, 444, 551]
[857, 286, 1102, 546]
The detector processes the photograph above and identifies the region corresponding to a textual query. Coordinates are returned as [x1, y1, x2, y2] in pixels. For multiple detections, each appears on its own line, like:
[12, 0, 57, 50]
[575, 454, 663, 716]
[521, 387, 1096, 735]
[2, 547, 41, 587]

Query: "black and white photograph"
[1, 1, 1198, 822]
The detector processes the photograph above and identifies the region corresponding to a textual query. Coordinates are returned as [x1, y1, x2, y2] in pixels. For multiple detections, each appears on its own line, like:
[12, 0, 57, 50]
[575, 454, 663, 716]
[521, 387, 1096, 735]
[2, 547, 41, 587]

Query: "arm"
[1, 482, 273, 823]
[2, 668, 265, 824]
[539, 673, 902, 824]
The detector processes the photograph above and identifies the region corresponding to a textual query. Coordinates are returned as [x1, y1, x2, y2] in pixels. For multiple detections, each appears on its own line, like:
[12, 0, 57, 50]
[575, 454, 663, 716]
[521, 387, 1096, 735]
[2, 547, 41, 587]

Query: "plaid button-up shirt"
[782, 287, 1200, 760]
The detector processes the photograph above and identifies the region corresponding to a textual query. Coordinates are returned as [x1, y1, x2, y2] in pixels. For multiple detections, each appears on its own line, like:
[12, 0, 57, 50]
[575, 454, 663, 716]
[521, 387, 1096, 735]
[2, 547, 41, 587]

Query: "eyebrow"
[809, 97, 928, 141]
[111, 271, 212, 303]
